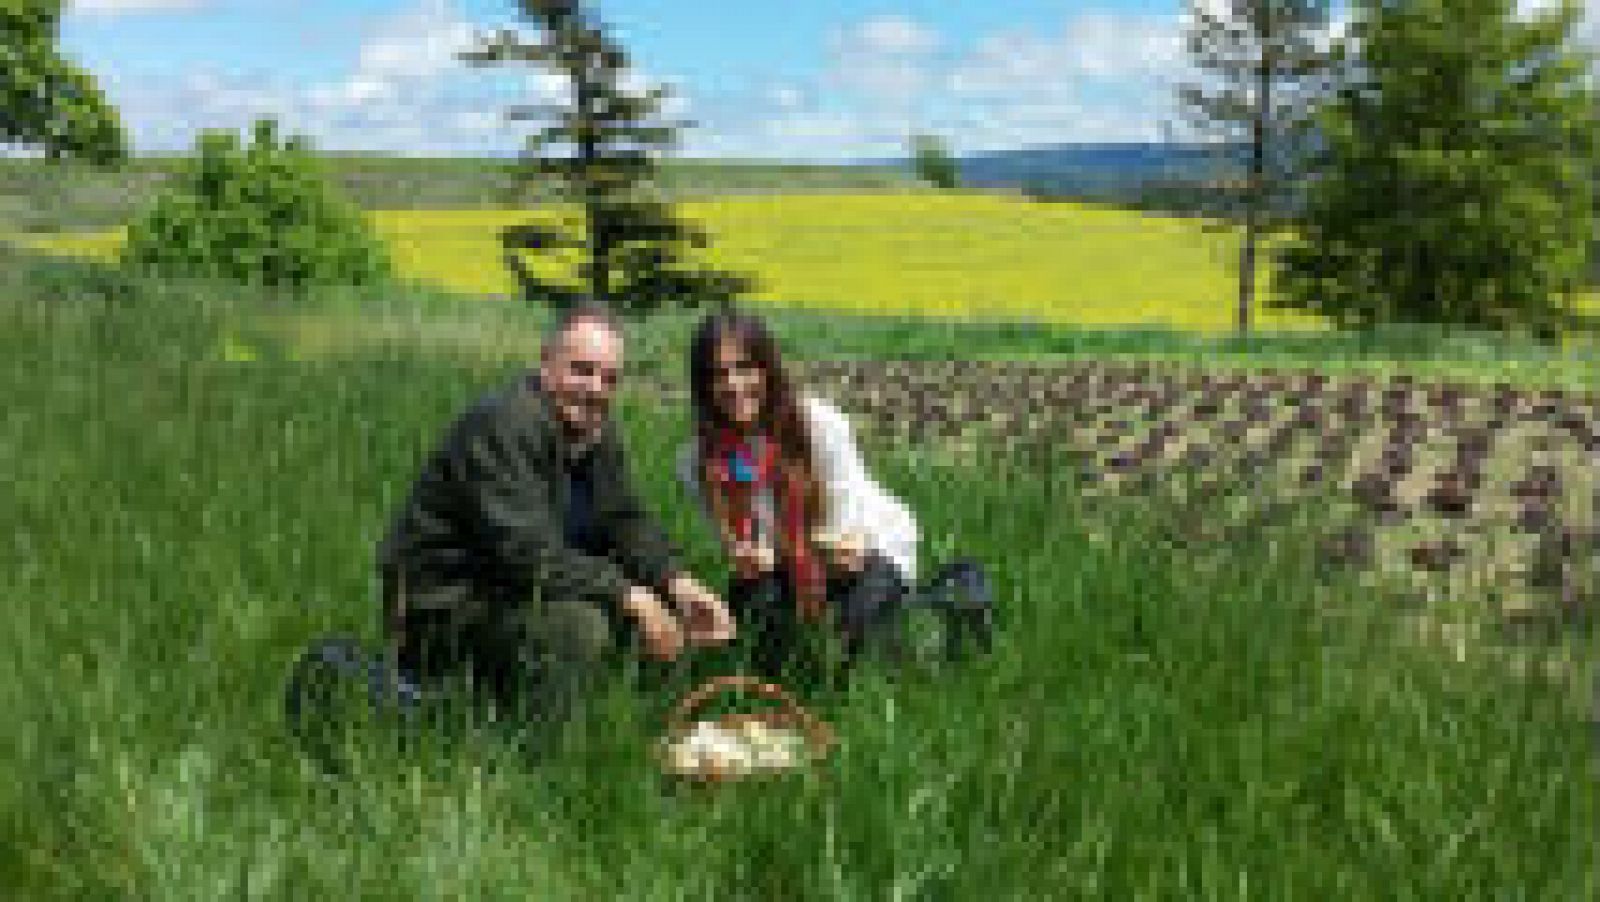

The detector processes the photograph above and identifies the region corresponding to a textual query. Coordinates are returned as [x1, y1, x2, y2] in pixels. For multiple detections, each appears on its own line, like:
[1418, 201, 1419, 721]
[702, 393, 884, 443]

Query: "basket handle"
[666, 675, 834, 747]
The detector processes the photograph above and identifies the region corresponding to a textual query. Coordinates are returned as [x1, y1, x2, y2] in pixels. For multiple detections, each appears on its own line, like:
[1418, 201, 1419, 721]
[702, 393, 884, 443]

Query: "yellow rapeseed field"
[374, 193, 1329, 331]
[17, 192, 1598, 332]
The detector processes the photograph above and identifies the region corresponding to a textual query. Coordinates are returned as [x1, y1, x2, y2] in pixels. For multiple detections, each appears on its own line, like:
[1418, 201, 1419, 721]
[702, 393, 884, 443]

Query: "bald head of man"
[537, 302, 626, 446]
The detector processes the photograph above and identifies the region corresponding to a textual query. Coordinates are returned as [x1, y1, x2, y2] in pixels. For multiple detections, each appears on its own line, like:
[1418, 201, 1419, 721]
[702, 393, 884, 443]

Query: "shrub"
[120, 118, 391, 292]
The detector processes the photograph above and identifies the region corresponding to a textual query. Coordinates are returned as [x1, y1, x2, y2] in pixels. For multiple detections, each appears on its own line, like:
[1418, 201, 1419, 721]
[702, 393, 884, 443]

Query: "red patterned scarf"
[702, 425, 828, 623]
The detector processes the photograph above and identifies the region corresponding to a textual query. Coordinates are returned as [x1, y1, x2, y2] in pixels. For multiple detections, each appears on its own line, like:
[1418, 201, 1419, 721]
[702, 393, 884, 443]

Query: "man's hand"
[730, 539, 776, 581]
[620, 585, 684, 661]
[664, 573, 736, 647]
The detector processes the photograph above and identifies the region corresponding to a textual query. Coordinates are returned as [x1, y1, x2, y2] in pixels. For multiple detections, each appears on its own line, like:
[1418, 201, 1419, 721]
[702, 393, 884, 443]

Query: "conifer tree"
[461, 0, 753, 314]
[1272, 0, 1599, 340]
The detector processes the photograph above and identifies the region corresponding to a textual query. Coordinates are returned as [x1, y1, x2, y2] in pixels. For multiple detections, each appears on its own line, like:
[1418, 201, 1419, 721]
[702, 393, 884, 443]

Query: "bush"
[119, 118, 391, 292]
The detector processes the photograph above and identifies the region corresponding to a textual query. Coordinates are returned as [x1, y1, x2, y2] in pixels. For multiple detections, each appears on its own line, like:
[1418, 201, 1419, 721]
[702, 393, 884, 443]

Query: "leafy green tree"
[1272, 0, 1599, 340]
[120, 118, 391, 291]
[1, 0, 127, 164]
[1589, 149, 1600, 287]
[1177, 0, 1341, 333]
[909, 132, 959, 189]
[1588, 232, 1599, 287]
[460, 0, 754, 315]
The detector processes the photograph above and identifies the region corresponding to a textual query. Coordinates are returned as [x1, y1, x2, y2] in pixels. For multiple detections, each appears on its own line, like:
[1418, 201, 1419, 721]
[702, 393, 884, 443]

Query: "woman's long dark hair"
[688, 310, 827, 536]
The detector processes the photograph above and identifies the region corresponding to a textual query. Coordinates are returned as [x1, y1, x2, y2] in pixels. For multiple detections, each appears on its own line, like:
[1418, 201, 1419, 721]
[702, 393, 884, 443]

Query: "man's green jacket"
[377, 371, 683, 630]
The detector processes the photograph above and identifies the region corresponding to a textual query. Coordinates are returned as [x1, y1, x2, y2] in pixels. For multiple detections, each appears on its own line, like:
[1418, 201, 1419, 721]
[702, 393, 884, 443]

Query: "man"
[376, 301, 735, 730]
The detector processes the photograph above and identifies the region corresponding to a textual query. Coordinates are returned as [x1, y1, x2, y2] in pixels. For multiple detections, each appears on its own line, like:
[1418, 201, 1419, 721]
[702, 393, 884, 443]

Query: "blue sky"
[53, 0, 1596, 160]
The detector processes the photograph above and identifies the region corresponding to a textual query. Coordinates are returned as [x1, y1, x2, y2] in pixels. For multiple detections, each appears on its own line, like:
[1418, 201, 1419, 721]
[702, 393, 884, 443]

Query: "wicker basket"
[657, 675, 836, 784]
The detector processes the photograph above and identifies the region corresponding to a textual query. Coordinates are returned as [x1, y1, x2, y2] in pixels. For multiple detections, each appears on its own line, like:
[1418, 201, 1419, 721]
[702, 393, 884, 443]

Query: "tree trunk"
[504, 248, 534, 306]
[1239, 207, 1258, 334]
[575, 70, 606, 306]
[1241, 27, 1272, 335]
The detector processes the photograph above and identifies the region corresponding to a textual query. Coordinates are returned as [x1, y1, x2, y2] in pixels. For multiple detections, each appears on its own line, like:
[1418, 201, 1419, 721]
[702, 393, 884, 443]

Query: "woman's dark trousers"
[725, 548, 910, 688]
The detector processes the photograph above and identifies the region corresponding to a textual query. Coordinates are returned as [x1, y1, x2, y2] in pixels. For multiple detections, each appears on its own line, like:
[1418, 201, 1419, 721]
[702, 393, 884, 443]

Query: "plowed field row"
[631, 359, 1600, 627]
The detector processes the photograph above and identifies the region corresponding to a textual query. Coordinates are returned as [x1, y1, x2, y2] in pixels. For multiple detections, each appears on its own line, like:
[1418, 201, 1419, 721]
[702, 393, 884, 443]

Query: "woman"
[675, 310, 920, 688]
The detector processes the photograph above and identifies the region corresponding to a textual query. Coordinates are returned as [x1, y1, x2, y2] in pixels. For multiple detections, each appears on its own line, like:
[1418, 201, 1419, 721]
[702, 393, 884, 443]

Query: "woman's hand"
[816, 530, 867, 575]
[664, 572, 737, 647]
[730, 539, 776, 580]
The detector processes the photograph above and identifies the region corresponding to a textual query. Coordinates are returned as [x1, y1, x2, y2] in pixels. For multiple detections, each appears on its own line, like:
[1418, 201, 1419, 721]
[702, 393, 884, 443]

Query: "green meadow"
[0, 156, 930, 234]
[1, 240, 1593, 898]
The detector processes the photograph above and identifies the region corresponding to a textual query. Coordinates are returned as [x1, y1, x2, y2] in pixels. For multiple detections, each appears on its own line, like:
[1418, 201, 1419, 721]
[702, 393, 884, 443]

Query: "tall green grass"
[1, 261, 1592, 898]
[264, 289, 1600, 392]
[7, 237, 1598, 391]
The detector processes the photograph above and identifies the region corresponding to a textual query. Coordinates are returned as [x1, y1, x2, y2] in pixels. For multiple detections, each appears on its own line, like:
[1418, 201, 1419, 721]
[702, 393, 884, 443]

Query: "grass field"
[0, 156, 928, 233]
[1, 252, 1594, 897]
[267, 292, 1600, 392]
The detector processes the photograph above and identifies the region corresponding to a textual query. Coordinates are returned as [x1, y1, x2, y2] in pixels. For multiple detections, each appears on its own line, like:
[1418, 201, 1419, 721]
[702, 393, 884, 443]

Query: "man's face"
[538, 319, 623, 441]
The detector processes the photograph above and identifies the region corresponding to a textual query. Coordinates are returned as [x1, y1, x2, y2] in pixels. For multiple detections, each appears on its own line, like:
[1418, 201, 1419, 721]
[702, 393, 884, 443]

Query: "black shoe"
[284, 634, 428, 777]
[913, 557, 997, 663]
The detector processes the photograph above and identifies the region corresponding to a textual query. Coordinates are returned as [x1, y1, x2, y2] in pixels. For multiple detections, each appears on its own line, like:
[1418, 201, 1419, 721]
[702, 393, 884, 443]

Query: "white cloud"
[768, 86, 805, 110]
[656, 86, 692, 121]
[100, 0, 699, 157]
[353, 0, 478, 83]
[671, 10, 1189, 161]
[844, 14, 940, 56]
[1063, 12, 1185, 79]
[763, 110, 863, 141]
[825, 58, 928, 108]
[947, 29, 1064, 97]
[88, 0, 1600, 162]
[69, 0, 205, 15]
[935, 12, 1189, 153]
[820, 14, 941, 108]
[729, 4, 1356, 160]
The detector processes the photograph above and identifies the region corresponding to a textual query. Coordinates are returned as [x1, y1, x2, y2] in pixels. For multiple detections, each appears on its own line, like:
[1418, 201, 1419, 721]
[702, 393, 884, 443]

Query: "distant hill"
[2, 145, 1230, 235]
[864, 142, 1243, 198]
[866, 141, 1597, 285]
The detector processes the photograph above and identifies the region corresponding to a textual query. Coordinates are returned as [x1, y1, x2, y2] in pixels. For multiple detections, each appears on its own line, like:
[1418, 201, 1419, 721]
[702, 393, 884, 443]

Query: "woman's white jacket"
[674, 395, 919, 584]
